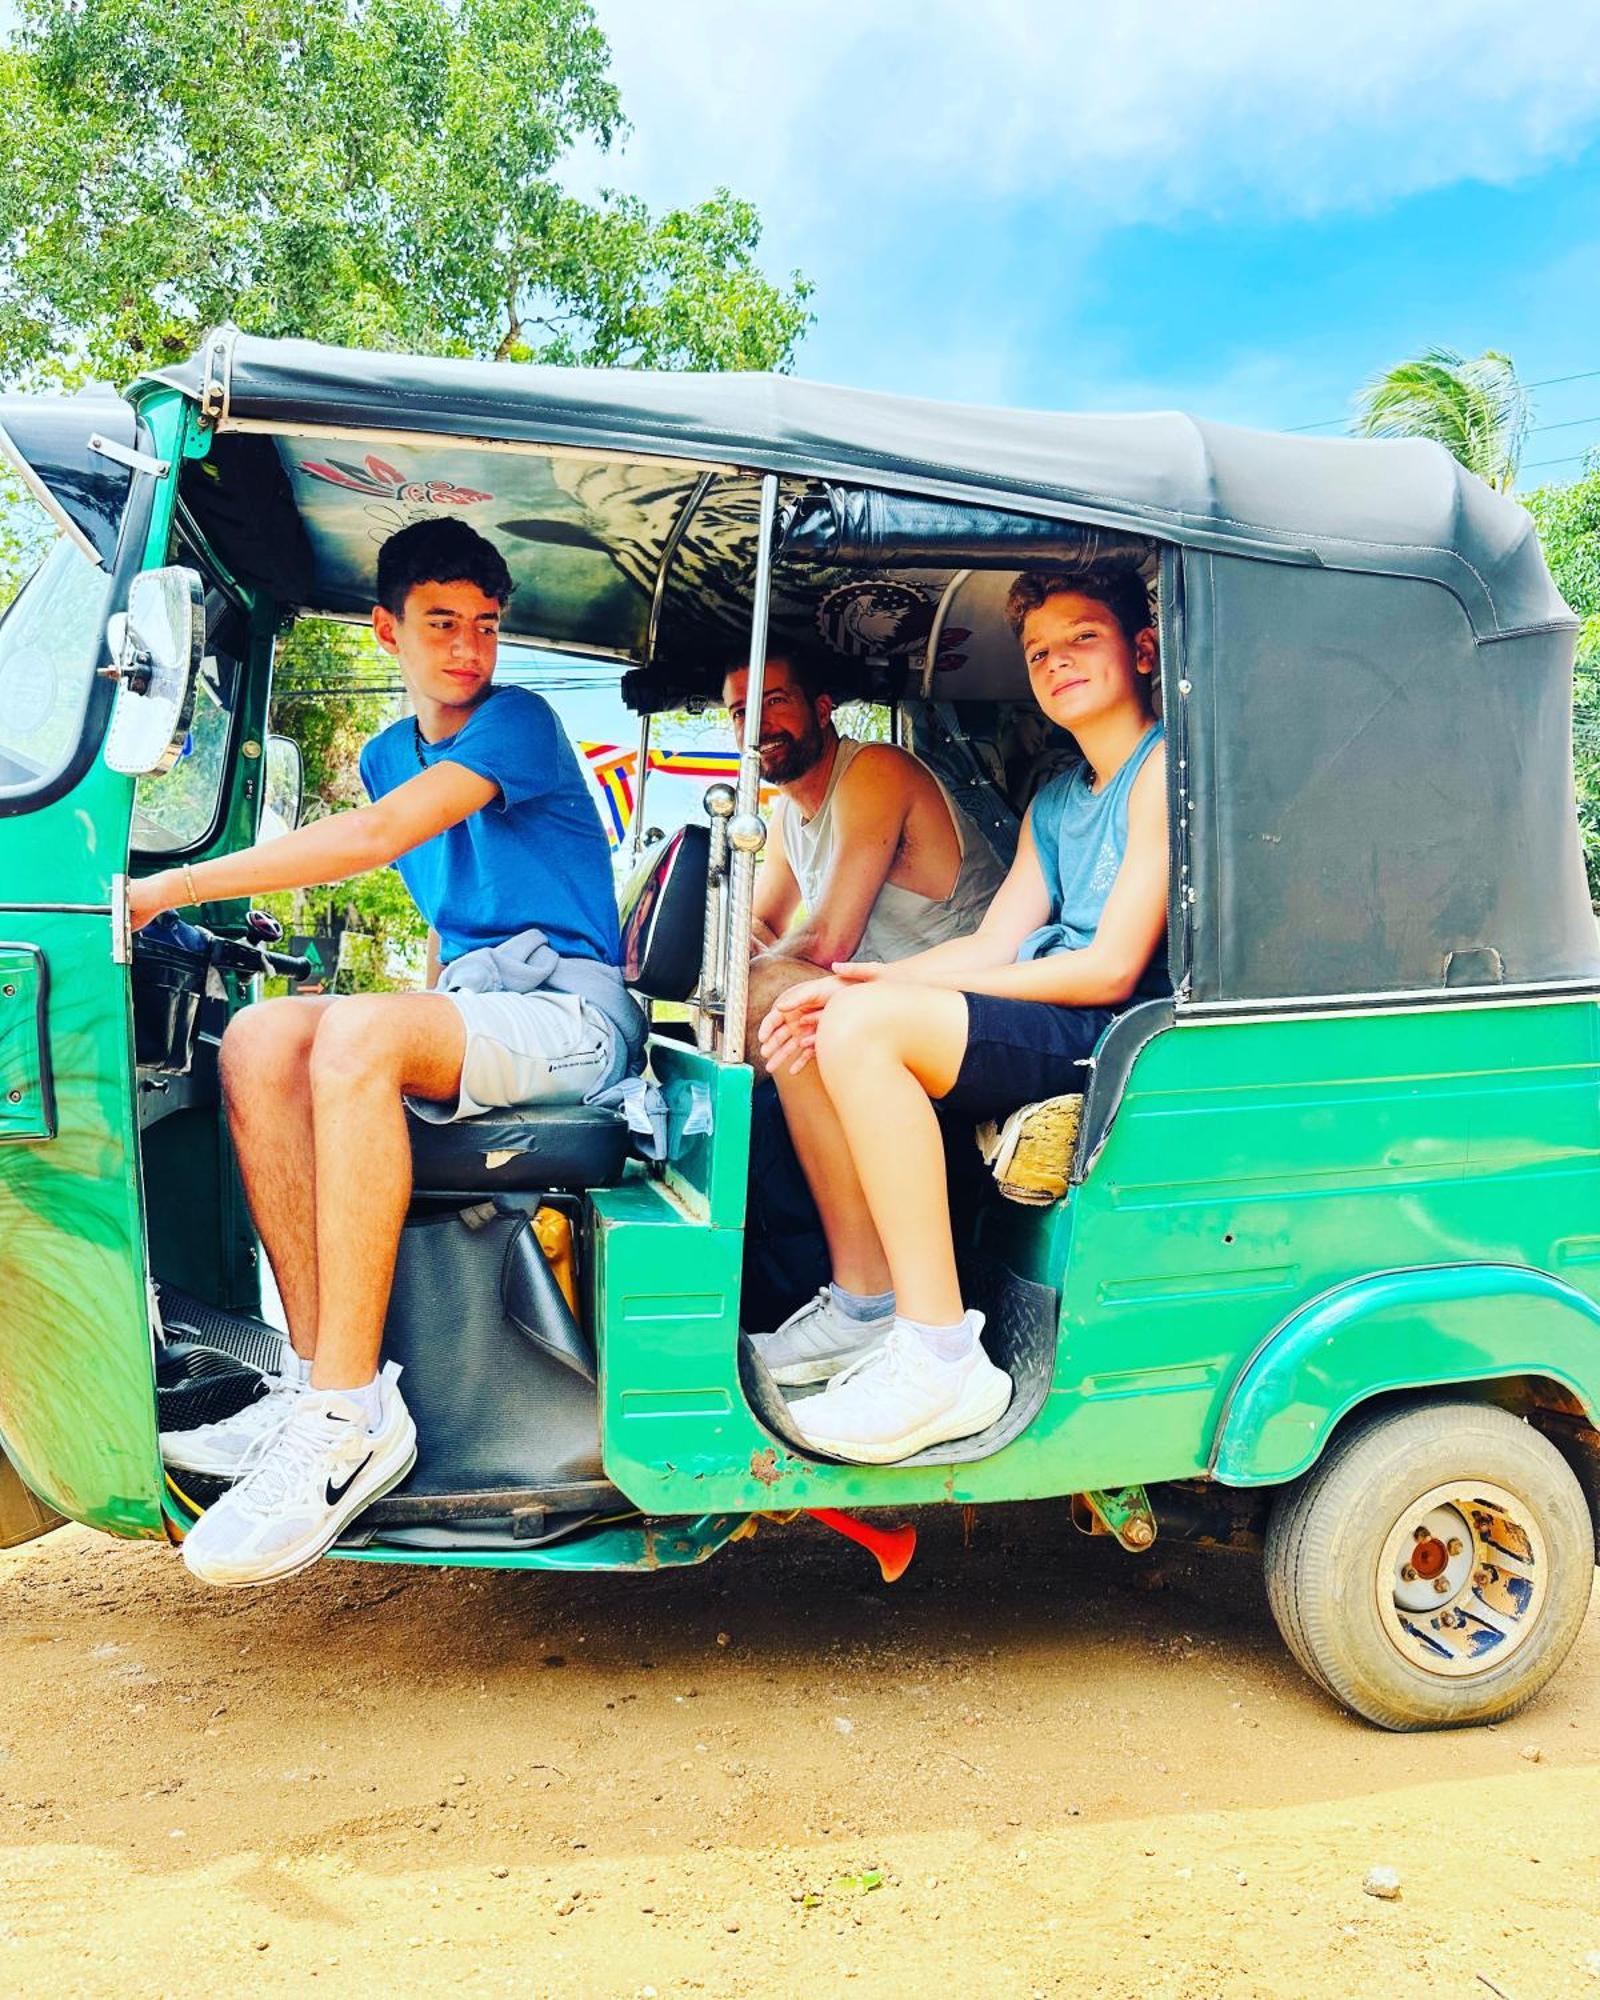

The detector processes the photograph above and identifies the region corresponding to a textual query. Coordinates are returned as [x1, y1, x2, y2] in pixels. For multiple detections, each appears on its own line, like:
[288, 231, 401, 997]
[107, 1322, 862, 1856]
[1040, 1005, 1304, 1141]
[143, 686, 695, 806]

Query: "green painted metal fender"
[1210, 1264, 1600, 1487]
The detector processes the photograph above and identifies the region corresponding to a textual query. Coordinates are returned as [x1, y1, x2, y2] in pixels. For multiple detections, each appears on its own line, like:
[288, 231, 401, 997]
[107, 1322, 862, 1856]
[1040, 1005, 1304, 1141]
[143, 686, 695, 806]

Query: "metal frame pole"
[720, 473, 780, 1066]
[629, 709, 653, 859]
[695, 782, 735, 1050]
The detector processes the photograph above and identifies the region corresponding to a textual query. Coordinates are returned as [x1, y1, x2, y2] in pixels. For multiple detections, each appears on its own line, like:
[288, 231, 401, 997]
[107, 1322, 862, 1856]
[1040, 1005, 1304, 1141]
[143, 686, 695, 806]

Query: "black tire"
[1264, 1398, 1595, 1730]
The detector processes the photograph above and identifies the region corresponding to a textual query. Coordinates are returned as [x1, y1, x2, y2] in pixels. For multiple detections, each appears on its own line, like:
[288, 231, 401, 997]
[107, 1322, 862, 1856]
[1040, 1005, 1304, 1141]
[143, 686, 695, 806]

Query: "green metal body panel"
[1068, 1001, 1600, 1485]
[0, 390, 198, 1538]
[595, 1001, 1600, 1520]
[1211, 1264, 1600, 1485]
[0, 947, 55, 1142]
[0, 912, 161, 1534]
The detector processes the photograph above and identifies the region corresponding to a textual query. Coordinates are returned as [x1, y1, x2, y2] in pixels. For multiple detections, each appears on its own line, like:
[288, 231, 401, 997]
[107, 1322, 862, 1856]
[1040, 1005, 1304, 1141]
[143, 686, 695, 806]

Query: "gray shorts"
[407, 988, 626, 1126]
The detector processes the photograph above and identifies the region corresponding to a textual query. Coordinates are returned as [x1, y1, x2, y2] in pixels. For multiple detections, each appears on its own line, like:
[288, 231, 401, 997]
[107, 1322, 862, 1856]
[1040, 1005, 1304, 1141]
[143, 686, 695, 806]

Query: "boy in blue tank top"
[127, 518, 641, 1585]
[755, 567, 1168, 1464]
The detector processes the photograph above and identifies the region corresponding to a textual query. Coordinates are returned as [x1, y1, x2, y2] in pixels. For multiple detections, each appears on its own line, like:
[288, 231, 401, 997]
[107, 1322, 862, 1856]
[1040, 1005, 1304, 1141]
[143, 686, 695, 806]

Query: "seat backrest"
[618, 822, 710, 1001]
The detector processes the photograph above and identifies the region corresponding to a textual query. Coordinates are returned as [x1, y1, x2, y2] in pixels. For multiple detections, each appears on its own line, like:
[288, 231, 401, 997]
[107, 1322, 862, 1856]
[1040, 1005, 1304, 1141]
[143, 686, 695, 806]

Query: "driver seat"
[406, 822, 711, 1198]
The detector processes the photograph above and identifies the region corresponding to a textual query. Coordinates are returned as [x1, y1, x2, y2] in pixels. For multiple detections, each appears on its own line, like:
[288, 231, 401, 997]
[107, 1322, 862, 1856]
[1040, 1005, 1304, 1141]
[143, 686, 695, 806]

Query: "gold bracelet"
[181, 862, 200, 906]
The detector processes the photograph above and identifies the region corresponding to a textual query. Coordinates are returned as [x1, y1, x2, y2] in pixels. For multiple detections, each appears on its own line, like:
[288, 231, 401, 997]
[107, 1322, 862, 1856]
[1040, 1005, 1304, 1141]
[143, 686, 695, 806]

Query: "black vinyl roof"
[146, 331, 1573, 644]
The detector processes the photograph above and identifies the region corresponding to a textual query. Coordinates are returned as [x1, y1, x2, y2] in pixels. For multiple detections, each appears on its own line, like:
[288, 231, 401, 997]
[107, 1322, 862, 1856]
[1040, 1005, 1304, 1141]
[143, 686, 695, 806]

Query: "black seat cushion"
[408, 1104, 629, 1194]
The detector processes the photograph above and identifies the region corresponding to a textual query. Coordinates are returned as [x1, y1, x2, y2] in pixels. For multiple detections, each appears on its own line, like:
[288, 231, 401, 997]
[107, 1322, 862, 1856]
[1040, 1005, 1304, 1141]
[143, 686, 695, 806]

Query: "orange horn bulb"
[807, 1508, 917, 1583]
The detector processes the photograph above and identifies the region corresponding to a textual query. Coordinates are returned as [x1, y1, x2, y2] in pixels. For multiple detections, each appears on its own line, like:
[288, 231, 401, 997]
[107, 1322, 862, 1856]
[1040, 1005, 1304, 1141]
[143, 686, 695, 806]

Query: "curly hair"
[1004, 565, 1153, 644]
[376, 518, 513, 616]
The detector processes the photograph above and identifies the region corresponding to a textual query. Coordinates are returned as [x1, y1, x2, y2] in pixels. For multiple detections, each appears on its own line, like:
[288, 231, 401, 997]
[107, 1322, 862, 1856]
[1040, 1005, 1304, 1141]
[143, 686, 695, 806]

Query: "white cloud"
[586, 0, 1600, 236]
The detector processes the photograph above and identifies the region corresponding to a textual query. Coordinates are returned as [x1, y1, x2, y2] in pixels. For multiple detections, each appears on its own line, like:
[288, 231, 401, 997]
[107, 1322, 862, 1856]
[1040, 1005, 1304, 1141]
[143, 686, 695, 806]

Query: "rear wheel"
[1264, 1399, 1595, 1730]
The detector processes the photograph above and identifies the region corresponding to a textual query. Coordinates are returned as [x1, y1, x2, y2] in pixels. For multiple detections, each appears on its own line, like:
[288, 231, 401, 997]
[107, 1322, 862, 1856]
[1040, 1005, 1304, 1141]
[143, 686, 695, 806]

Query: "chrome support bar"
[695, 783, 736, 1052]
[630, 708, 653, 860]
[720, 473, 780, 1067]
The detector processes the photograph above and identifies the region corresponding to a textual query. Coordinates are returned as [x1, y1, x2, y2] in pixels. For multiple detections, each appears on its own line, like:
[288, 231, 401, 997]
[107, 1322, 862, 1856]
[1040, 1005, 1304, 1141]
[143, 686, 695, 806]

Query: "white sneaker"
[161, 1371, 305, 1479]
[752, 1289, 894, 1387]
[181, 1365, 416, 1588]
[791, 1314, 1012, 1464]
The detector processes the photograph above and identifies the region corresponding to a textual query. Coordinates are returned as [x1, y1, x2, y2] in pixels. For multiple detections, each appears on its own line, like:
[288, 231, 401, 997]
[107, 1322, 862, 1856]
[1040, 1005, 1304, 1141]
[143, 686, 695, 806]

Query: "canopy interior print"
[179, 432, 1147, 707]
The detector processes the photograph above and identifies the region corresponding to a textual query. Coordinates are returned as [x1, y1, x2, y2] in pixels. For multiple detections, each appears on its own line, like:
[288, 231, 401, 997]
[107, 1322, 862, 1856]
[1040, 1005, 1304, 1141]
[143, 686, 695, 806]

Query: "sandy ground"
[1, 1507, 1598, 2000]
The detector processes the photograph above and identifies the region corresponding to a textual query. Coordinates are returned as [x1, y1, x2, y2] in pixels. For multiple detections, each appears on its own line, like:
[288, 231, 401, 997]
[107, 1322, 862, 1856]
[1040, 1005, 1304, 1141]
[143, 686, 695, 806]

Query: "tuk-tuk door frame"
[1160, 543, 1194, 1008]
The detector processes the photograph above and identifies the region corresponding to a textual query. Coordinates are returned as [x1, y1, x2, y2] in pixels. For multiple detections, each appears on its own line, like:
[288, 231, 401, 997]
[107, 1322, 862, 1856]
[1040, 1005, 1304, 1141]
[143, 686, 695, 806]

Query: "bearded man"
[722, 655, 1004, 1063]
[721, 654, 1004, 1346]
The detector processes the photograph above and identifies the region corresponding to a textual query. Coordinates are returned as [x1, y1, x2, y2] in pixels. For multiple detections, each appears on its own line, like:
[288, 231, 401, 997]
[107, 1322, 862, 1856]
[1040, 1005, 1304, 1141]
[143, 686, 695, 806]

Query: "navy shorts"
[938, 993, 1117, 1121]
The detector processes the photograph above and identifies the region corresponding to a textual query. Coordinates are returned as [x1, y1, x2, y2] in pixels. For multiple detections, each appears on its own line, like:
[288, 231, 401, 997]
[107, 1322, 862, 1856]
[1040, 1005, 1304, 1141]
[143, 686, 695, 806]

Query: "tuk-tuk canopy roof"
[130, 332, 1598, 1008]
[146, 332, 1569, 646]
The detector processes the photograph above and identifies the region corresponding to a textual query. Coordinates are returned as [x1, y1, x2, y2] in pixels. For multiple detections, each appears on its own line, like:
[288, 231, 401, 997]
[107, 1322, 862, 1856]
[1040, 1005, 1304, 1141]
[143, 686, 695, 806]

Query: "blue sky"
[581, 0, 1600, 481]
[548, 2, 1600, 796]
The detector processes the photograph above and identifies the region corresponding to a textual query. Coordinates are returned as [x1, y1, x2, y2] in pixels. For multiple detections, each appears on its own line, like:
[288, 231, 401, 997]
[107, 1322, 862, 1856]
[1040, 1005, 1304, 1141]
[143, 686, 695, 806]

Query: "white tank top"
[780, 737, 1007, 963]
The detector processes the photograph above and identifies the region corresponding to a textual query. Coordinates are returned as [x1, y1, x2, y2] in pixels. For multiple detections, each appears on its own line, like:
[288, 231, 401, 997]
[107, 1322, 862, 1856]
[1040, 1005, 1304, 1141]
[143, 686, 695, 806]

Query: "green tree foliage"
[0, 0, 812, 980]
[0, 0, 811, 386]
[259, 620, 423, 990]
[1353, 347, 1530, 492]
[0, 471, 54, 609]
[1524, 462, 1600, 899]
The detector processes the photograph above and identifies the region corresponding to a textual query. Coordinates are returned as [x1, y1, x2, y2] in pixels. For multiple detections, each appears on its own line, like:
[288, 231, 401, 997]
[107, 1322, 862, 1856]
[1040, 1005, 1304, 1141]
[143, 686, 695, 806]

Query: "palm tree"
[1353, 347, 1531, 492]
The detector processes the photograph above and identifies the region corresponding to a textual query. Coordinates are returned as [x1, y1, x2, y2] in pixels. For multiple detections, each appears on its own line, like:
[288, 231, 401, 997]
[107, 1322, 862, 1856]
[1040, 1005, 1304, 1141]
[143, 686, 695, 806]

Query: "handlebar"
[136, 911, 314, 985]
[210, 935, 316, 984]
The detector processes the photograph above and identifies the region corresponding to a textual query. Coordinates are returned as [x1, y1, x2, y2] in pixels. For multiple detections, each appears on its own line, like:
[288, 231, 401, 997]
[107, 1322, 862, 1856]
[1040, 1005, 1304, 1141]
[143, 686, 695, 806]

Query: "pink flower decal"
[300, 453, 491, 506]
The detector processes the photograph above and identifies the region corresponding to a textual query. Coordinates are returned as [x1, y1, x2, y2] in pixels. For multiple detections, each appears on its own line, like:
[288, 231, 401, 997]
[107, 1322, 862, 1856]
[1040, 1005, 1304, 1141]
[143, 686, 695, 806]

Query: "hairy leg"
[745, 952, 829, 1086]
[813, 984, 970, 1325]
[305, 994, 467, 1391]
[219, 995, 338, 1358]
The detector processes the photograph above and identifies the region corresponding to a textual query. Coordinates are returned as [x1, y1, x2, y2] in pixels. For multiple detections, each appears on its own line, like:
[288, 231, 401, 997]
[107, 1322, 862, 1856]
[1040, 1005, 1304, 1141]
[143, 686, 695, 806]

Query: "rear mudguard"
[1210, 1263, 1600, 1486]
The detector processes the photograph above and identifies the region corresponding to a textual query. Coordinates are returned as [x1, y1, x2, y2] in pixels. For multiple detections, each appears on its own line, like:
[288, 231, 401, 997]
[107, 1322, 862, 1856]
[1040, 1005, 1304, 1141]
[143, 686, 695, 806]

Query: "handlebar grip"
[260, 950, 314, 983]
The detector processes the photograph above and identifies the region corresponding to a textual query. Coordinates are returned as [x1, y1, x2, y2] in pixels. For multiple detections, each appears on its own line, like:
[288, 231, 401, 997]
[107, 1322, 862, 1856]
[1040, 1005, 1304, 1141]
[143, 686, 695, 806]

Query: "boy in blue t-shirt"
[128, 518, 642, 1587]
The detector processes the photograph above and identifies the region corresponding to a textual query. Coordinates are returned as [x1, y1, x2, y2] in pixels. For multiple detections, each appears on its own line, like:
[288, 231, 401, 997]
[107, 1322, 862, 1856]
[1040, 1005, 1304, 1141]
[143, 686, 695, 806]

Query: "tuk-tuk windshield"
[0, 534, 109, 803]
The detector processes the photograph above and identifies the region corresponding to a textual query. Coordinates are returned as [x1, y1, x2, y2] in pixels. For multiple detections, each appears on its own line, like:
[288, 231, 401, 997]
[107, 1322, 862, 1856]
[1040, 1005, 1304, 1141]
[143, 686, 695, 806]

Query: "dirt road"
[2, 1506, 1598, 1998]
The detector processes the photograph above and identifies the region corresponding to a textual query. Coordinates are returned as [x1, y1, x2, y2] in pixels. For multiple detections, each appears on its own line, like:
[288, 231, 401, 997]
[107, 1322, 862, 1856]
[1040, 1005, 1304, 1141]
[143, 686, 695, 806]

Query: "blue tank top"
[1019, 724, 1165, 976]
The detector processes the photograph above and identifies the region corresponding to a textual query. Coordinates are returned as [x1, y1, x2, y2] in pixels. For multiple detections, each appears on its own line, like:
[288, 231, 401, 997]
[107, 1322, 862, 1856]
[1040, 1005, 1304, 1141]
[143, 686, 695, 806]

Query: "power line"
[1285, 366, 1600, 435]
[1527, 411, 1600, 435]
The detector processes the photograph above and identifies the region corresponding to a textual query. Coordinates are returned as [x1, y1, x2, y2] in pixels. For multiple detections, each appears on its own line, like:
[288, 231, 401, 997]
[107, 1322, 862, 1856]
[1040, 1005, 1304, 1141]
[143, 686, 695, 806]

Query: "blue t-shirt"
[1019, 722, 1169, 996]
[359, 685, 620, 966]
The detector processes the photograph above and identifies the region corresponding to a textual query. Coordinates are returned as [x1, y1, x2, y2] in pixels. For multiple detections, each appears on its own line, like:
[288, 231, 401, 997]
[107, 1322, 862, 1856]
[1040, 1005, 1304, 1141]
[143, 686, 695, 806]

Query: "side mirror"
[101, 565, 205, 776]
[260, 734, 304, 841]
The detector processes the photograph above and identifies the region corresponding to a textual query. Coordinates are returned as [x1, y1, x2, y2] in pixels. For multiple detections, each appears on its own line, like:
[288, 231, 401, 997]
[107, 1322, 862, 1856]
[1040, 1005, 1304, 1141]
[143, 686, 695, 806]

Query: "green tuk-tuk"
[3, 328, 1600, 1731]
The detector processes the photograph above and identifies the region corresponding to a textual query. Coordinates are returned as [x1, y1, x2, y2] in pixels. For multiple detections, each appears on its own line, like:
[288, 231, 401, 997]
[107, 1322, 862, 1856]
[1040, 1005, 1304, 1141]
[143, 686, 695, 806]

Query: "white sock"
[281, 1346, 312, 1387]
[900, 1311, 978, 1364]
[313, 1374, 383, 1428]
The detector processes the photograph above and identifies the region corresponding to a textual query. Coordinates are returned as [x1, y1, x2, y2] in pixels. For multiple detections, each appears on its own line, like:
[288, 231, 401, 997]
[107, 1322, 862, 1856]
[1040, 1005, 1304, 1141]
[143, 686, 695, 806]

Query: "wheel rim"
[1375, 1480, 1549, 1679]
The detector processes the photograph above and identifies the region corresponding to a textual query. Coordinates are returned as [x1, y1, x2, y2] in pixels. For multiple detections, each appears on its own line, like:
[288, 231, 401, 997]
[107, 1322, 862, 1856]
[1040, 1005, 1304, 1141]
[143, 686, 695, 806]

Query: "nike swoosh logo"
[326, 1452, 373, 1506]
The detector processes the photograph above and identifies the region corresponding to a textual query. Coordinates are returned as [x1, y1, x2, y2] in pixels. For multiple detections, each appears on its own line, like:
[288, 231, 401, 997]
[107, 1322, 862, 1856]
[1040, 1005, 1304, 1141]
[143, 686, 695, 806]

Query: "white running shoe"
[161, 1370, 306, 1479]
[791, 1314, 1012, 1464]
[181, 1364, 416, 1588]
[752, 1289, 894, 1387]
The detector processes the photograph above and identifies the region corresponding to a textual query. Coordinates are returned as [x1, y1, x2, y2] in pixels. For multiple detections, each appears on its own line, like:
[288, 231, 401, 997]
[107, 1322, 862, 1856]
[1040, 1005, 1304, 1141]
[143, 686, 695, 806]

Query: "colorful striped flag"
[579, 741, 772, 848]
[582, 743, 637, 845]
